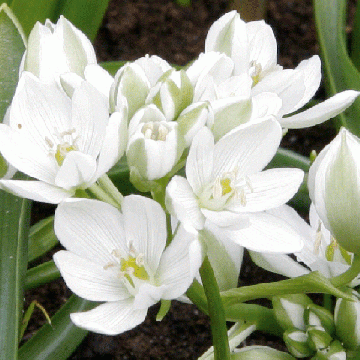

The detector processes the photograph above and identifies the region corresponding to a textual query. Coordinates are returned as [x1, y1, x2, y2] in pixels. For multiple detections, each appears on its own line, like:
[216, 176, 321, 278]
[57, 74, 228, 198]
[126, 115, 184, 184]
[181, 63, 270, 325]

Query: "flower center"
[325, 237, 352, 265]
[103, 245, 150, 291]
[142, 122, 169, 141]
[45, 128, 79, 166]
[249, 60, 262, 87]
[199, 170, 251, 211]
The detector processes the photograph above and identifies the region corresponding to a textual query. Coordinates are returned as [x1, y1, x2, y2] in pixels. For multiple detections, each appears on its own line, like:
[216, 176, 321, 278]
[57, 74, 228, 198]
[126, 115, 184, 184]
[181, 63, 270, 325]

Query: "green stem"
[97, 174, 124, 206]
[331, 254, 360, 288]
[200, 257, 230, 360]
[86, 183, 120, 209]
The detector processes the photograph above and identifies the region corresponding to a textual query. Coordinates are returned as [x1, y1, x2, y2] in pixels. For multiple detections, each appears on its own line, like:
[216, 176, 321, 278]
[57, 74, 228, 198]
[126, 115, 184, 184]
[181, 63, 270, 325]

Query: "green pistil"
[120, 256, 149, 287]
[55, 143, 77, 166]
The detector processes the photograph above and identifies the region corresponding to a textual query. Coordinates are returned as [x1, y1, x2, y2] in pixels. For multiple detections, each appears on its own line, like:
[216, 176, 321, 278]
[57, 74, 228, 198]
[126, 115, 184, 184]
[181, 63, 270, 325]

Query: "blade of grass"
[25, 260, 60, 291]
[28, 216, 58, 263]
[0, 192, 31, 359]
[351, 0, 360, 71]
[314, 0, 360, 136]
[19, 295, 94, 360]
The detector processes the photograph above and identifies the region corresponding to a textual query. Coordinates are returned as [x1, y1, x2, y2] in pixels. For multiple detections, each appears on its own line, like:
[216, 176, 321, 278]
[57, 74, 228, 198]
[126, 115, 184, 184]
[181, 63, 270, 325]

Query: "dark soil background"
[24, 0, 357, 359]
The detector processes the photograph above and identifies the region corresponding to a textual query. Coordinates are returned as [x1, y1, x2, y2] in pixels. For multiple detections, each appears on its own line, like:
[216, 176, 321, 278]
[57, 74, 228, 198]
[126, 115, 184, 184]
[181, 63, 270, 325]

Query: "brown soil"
[24, 0, 356, 359]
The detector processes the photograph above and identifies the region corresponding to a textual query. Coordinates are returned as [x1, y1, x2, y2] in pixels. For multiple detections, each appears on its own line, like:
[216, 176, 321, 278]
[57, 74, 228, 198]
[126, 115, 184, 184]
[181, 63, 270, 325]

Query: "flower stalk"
[200, 256, 231, 360]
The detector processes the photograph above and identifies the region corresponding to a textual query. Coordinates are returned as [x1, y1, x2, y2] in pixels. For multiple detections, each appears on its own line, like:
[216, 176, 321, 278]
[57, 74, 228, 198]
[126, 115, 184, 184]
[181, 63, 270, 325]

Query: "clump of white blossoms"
[186, 10, 359, 138]
[166, 118, 304, 253]
[0, 72, 127, 203]
[53, 195, 201, 335]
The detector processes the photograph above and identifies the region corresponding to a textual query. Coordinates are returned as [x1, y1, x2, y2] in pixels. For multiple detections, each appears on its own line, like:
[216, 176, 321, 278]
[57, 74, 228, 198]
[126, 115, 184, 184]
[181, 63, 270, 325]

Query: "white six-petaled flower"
[0, 72, 127, 203]
[166, 118, 304, 253]
[53, 195, 201, 335]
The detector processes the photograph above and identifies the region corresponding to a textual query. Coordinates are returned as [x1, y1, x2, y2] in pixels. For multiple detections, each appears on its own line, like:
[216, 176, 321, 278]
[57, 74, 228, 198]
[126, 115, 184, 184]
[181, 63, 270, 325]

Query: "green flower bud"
[232, 345, 296, 360]
[307, 325, 332, 351]
[110, 63, 150, 119]
[304, 304, 335, 336]
[311, 340, 346, 360]
[283, 329, 314, 358]
[272, 294, 313, 331]
[334, 288, 360, 350]
[177, 101, 214, 146]
[147, 69, 194, 121]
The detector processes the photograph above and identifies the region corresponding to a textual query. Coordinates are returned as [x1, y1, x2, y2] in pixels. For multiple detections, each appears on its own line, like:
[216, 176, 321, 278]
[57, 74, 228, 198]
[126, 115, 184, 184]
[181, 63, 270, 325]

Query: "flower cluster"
[0, 11, 359, 343]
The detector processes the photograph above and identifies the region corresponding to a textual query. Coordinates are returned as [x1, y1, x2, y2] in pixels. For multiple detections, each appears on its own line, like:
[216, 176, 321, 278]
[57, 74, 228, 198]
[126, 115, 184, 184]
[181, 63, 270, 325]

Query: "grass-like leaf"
[314, 0, 360, 136]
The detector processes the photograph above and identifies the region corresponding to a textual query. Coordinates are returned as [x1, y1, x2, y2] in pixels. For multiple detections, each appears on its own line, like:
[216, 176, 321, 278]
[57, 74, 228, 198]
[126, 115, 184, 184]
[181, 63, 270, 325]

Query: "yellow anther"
[55, 143, 77, 166]
[120, 256, 149, 281]
[220, 178, 233, 196]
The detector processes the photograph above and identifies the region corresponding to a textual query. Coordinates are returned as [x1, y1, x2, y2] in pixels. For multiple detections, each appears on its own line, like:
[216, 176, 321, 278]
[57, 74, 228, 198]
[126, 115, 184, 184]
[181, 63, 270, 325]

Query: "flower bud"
[22, 16, 96, 83]
[127, 105, 185, 181]
[334, 288, 360, 350]
[272, 294, 313, 331]
[177, 101, 214, 146]
[110, 63, 150, 119]
[307, 325, 332, 351]
[308, 128, 360, 254]
[304, 304, 335, 336]
[146, 69, 194, 121]
[232, 345, 296, 360]
[311, 340, 346, 360]
[283, 329, 314, 358]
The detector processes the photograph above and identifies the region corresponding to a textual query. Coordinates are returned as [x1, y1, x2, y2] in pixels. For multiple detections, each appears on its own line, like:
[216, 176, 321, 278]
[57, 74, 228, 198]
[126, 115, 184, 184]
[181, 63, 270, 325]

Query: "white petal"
[0, 124, 57, 183]
[224, 212, 304, 253]
[95, 111, 127, 180]
[280, 90, 360, 129]
[157, 226, 201, 298]
[122, 195, 167, 275]
[54, 250, 130, 301]
[10, 72, 72, 152]
[229, 168, 304, 212]
[249, 251, 309, 277]
[54, 151, 97, 189]
[71, 82, 109, 157]
[205, 11, 248, 75]
[202, 208, 249, 228]
[55, 198, 127, 265]
[166, 176, 205, 230]
[213, 118, 282, 179]
[70, 299, 147, 335]
[186, 127, 214, 194]
[252, 69, 306, 116]
[0, 179, 72, 203]
[84, 64, 114, 98]
[290, 56, 322, 112]
[246, 20, 277, 73]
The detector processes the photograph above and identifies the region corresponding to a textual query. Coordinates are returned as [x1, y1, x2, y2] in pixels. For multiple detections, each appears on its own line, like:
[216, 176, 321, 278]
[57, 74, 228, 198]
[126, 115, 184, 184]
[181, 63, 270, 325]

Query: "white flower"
[22, 16, 97, 84]
[53, 196, 201, 335]
[166, 118, 304, 253]
[190, 11, 360, 131]
[308, 127, 360, 254]
[0, 72, 127, 203]
[250, 204, 356, 280]
[127, 105, 185, 181]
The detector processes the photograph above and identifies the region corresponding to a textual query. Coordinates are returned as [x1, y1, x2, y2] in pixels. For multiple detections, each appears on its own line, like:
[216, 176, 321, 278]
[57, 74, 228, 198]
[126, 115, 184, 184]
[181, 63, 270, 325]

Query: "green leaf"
[25, 260, 60, 291]
[59, 0, 111, 41]
[28, 216, 58, 263]
[0, 3, 26, 121]
[314, 0, 360, 136]
[10, 0, 60, 36]
[221, 271, 353, 307]
[351, 0, 360, 71]
[19, 295, 94, 360]
[0, 192, 31, 360]
[100, 60, 127, 76]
